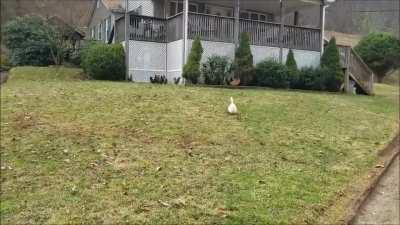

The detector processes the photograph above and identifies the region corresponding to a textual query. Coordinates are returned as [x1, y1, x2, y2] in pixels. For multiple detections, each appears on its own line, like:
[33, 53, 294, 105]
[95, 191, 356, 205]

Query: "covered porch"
[127, 0, 324, 52]
[123, 0, 325, 82]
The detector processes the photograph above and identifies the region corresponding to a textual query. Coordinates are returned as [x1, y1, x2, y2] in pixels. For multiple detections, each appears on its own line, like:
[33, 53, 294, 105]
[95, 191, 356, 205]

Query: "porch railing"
[239, 18, 280, 47]
[282, 25, 321, 51]
[188, 12, 235, 42]
[348, 48, 374, 94]
[167, 13, 183, 42]
[129, 13, 321, 51]
[129, 15, 167, 42]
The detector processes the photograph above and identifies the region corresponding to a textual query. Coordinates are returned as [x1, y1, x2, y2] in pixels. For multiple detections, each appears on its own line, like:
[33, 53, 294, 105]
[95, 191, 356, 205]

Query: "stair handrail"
[349, 48, 374, 94]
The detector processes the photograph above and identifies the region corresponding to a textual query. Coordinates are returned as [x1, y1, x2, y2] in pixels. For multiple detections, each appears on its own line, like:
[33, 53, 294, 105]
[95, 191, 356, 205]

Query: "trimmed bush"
[81, 43, 125, 80]
[355, 32, 400, 83]
[255, 60, 291, 88]
[80, 40, 100, 71]
[183, 36, 203, 84]
[234, 33, 255, 85]
[295, 66, 342, 92]
[285, 49, 299, 88]
[320, 37, 344, 91]
[286, 49, 297, 70]
[321, 37, 341, 71]
[295, 67, 319, 90]
[201, 55, 231, 85]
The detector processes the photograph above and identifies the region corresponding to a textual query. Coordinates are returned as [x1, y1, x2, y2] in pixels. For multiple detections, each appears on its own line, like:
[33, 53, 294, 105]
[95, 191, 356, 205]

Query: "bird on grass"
[227, 97, 238, 114]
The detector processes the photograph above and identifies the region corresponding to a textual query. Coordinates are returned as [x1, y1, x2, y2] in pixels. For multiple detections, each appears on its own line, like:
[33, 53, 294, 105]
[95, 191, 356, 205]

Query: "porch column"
[278, 0, 285, 63]
[320, 0, 325, 56]
[183, 0, 189, 65]
[234, 0, 240, 47]
[124, 0, 130, 80]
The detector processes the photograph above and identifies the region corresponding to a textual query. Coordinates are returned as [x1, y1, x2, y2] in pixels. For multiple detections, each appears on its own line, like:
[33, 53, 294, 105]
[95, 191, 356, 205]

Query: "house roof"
[102, 0, 124, 11]
[47, 15, 86, 37]
[324, 31, 362, 47]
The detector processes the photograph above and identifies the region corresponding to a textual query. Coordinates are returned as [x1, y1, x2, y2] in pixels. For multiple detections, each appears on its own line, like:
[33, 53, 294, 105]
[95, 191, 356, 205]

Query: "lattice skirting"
[126, 39, 320, 83]
[126, 40, 184, 83]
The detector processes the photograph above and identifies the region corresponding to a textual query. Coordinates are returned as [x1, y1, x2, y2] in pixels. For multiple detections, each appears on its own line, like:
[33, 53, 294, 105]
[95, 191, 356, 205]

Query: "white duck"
[227, 97, 238, 114]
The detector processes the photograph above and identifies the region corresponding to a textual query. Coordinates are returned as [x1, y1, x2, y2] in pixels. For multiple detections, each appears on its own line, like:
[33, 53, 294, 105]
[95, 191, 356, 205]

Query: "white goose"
[227, 97, 238, 114]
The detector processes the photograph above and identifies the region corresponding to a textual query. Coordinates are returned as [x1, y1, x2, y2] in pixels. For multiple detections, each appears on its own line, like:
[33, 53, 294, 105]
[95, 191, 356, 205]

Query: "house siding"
[285, 5, 321, 28]
[89, 0, 113, 42]
[115, 16, 126, 43]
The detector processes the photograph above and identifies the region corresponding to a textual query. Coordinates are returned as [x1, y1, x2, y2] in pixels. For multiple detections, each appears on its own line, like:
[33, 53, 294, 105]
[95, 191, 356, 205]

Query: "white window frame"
[105, 19, 109, 42]
[91, 27, 95, 39]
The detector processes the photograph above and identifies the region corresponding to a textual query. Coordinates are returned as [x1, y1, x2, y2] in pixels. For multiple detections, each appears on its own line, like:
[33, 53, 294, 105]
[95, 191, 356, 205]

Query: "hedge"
[81, 43, 125, 80]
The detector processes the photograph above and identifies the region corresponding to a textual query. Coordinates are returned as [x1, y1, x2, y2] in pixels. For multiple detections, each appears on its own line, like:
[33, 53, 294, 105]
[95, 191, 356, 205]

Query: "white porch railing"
[129, 12, 321, 51]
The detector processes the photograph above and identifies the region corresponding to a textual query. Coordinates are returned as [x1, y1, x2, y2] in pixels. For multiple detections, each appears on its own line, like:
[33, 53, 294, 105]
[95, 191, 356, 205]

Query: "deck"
[129, 12, 321, 52]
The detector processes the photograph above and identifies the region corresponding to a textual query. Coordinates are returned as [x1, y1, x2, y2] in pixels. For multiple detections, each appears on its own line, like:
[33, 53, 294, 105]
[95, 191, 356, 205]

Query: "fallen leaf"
[158, 200, 170, 207]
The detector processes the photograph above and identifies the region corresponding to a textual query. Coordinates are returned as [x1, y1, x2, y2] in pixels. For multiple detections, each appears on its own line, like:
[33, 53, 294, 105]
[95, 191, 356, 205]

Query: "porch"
[129, 12, 321, 51]
[123, 0, 324, 82]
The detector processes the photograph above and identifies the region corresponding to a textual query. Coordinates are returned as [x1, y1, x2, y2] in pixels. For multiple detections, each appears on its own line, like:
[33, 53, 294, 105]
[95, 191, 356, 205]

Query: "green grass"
[1, 66, 399, 224]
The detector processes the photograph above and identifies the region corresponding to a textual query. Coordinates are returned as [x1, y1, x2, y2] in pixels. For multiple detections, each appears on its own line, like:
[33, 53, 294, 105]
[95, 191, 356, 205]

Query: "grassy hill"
[1, 67, 399, 224]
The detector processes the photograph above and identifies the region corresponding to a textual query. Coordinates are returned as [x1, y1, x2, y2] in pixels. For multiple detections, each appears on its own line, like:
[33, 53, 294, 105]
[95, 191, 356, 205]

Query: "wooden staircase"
[338, 45, 374, 95]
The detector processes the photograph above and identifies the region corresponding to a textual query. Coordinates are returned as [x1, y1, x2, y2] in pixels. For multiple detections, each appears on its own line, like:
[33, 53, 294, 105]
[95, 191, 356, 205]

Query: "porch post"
[320, 0, 325, 56]
[124, 0, 130, 80]
[183, 0, 189, 65]
[279, 0, 285, 63]
[234, 0, 240, 47]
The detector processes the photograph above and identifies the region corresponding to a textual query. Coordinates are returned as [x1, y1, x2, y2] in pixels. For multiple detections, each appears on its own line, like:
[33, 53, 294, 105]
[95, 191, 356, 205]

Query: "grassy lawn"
[1, 67, 398, 224]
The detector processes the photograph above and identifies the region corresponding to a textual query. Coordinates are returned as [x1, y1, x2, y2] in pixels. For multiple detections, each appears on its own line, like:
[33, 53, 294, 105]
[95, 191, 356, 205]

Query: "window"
[242, 11, 271, 22]
[239, 12, 249, 19]
[189, 4, 198, 13]
[169, 2, 177, 16]
[98, 23, 102, 40]
[205, 5, 233, 17]
[105, 19, 109, 42]
[96, 0, 100, 8]
[177, 2, 183, 13]
[294, 11, 299, 25]
[91, 27, 95, 39]
[104, 17, 111, 42]
[168, 1, 198, 16]
[250, 13, 258, 20]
